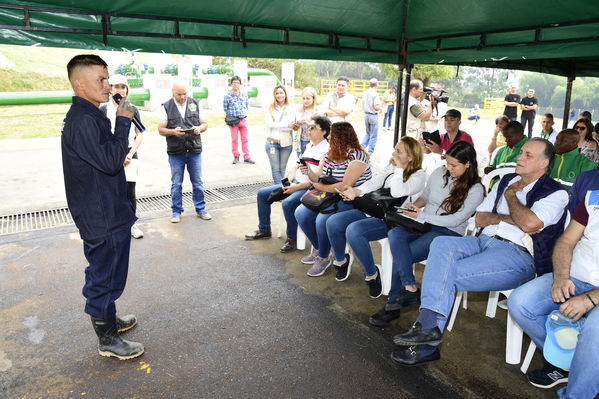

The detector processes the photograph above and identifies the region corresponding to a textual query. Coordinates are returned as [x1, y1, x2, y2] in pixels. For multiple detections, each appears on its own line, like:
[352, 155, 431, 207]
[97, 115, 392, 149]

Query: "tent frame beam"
[0, 3, 398, 55]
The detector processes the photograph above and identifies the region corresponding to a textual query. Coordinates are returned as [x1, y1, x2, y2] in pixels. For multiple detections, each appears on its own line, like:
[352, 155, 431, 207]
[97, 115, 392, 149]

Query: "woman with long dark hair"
[347, 141, 485, 326]
[294, 121, 372, 277]
[573, 118, 599, 164]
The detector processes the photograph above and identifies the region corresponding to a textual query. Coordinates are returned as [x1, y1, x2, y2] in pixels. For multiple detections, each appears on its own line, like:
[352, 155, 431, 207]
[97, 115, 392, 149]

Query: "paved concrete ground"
[0, 201, 555, 399]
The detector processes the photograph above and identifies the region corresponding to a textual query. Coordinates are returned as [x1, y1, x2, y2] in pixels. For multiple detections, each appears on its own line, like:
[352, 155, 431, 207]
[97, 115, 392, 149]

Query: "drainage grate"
[1, 179, 272, 236]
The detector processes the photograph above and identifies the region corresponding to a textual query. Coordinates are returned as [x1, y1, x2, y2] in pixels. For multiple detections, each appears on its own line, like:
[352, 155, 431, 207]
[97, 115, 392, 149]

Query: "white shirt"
[570, 190, 599, 286]
[477, 175, 568, 246]
[323, 92, 356, 123]
[158, 100, 186, 122]
[357, 164, 426, 201]
[104, 100, 137, 147]
[295, 140, 329, 183]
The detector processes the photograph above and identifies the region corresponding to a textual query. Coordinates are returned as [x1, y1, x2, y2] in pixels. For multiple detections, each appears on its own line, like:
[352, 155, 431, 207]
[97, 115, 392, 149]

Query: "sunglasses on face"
[574, 126, 586, 131]
[308, 125, 318, 130]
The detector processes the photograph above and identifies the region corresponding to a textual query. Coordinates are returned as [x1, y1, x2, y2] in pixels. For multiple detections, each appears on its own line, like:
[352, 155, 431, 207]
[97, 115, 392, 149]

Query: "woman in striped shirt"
[295, 121, 372, 277]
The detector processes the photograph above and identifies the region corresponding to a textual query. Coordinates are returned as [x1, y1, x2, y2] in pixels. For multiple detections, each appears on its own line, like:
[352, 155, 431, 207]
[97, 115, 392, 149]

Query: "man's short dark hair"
[504, 120, 524, 136]
[336, 76, 349, 85]
[311, 114, 332, 139]
[230, 75, 242, 84]
[544, 113, 554, 119]
[581, 110, 592, 119]
[529, 137, 555, 172]
[67, 54, 107, 79]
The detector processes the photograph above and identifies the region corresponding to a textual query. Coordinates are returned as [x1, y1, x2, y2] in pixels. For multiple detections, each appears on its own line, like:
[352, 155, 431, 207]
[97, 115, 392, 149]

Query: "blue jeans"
[386, 225, 460, 302]
[265, 141, 293, 184]
[295, 201, 354, 258]
[383, 105, 394, 128]
[421, 234, 535, 331]
[168, 152, 205, 214]
[508, 273, 599, 399]
[326, 209, 368, 262]
[346, 217, 389, 276]
[361, 113, 379, 153]
[256, 183, 306, 240]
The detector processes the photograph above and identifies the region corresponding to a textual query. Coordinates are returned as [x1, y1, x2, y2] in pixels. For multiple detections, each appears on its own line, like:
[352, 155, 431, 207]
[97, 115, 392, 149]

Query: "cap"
[109, 74, 128, 86]
[543, 310, 584, 370]
[443, 109, 462, 119]
[369, 78, 378, 85]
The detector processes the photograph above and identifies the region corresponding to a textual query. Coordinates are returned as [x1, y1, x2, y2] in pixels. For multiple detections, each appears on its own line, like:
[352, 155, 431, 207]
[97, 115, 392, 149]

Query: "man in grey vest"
[158, 80, 210, 223]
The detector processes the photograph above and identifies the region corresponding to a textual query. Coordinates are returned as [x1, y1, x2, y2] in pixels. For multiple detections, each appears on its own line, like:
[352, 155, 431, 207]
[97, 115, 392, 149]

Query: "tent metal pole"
[393, 67, 404, 145]
[562, 63, 576, 130]
[400, 64, 412, 138]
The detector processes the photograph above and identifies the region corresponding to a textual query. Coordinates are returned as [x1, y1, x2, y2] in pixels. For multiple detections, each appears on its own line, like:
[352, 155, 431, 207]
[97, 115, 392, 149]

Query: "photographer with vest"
[158, 80, 210, 223]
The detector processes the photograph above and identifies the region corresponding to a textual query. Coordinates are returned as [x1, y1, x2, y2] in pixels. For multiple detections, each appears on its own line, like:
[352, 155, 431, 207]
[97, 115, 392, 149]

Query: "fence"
[320, 79, 389, 97]
[483, 97, 504, 113]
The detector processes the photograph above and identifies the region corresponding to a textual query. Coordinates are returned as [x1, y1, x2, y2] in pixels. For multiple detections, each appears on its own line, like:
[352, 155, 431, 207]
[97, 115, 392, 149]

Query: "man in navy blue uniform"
[62, 54, 143, 360]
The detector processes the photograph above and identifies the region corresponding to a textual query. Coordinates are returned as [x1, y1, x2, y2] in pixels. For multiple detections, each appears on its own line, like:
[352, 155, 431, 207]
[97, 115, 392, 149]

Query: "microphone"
[112, 93, 146, 133]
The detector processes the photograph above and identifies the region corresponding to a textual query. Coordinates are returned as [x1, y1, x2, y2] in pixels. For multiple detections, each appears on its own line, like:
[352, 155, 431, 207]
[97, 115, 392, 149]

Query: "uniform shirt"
[492, 136, 528, 169]
[550, 147, 597, 189]
[520, 96, 538, 117]
[535, 128, 558, 145]
[503, 93, 521, 119]
[61, 96, 135, 240]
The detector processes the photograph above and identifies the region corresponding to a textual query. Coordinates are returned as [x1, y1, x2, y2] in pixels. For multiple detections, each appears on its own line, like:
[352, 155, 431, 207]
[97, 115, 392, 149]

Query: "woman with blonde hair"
[293, 87, 318, 156]
[265, 85, 295, 183]
[325, 136, 426, 282]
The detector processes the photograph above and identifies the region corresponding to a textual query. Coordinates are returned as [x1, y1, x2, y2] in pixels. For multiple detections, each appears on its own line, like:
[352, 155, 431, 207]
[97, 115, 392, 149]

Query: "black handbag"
[225, 115, 243, 126]
[300, 174, 341, 214]
[267, 186, 289, 204]
[384, 210, 431, 233]
[352, 174, 407, 219]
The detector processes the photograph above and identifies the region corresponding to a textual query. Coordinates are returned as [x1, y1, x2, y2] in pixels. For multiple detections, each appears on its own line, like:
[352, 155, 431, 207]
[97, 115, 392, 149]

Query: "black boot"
[116, 314, 138, 333]
[91, 316, 144, 360]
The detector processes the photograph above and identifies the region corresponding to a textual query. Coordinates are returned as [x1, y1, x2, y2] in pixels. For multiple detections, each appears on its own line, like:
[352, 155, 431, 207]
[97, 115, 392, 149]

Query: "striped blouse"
[322, 149, 372, 187]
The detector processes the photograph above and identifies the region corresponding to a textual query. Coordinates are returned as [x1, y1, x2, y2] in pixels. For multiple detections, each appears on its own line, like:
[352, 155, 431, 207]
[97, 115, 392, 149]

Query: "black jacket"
[61, 96, 136, 240]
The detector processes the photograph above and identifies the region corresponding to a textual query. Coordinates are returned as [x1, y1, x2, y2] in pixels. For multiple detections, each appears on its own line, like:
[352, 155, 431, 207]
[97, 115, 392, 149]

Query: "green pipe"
[247, 87, 258, 98]
[0, 88, 150, 106]
[191, 87, 209, 99]
[248, 69, 281, 85]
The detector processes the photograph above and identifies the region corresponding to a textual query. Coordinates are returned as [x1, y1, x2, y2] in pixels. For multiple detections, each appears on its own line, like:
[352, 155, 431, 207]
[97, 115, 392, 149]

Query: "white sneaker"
[131, 224, 144, 239]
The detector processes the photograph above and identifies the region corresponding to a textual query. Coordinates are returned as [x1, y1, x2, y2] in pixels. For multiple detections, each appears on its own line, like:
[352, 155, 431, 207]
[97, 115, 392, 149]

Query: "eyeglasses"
[574, 126, 586, 131]
[308, 125, 318, 130]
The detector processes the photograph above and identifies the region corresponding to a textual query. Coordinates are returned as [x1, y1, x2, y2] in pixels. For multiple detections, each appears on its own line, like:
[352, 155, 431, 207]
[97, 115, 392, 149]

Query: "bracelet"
[586, 293, 597, 307]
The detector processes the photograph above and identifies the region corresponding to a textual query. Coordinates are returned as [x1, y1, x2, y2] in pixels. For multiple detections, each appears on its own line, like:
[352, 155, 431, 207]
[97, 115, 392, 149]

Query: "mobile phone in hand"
[298, 158, 307, 166]
[281, 178, 290, 187]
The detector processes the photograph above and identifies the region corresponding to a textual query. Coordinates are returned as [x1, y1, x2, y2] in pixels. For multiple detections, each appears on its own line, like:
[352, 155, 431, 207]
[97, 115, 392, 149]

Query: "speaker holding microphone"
[112, 93, 146, 133]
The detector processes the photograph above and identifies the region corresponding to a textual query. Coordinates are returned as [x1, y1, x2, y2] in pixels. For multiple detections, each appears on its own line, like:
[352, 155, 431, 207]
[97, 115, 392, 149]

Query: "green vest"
[492, 136, 528, 169]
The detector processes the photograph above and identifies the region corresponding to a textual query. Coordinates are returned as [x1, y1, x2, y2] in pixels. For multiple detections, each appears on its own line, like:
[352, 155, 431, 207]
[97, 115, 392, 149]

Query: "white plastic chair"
[482, 167, 516, 191]
[277, 203, 306, 250]
[377, 238, 393, 295]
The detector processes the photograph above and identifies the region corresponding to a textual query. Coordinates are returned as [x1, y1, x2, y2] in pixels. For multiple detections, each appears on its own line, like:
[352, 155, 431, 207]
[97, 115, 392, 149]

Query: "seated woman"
[295, 122, 372, 277]
[245, 115, 331, 252]
[574, 117, 599, 165]
[265, 85, 295, 184]
[325, 136, 426, 282]
[346, 141, 484, 326]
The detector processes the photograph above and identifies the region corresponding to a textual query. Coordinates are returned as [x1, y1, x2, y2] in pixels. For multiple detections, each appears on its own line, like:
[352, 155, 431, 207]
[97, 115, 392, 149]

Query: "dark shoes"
[527, 362, 569, 388]
[232, 156, 240, 164]
[116, 314, 137, 333]
[390, 345, 440, 366]
[385, 288, 421, 311]
[366, 269, 382, 298]
[280, 238, 296, 253]
[393, 322, 443, 346]
[245, 230, 272, 240]
[369, 307, 401, 327]
[334, 253, 353, 281]
[244, 158, 255, 164]
[91, 316, 144, 360]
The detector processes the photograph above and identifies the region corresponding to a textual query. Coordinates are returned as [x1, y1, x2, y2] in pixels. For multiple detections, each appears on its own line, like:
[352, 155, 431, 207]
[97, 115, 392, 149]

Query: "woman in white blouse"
[265, 85, 295, 184]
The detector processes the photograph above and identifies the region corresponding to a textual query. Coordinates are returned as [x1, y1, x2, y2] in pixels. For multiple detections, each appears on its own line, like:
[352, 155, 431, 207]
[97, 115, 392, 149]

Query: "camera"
[424, 87, 449, 104]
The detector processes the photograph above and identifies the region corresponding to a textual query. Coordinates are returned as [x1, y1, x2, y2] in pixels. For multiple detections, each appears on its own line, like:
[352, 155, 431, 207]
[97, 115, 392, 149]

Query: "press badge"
[270, 146, 276, 155]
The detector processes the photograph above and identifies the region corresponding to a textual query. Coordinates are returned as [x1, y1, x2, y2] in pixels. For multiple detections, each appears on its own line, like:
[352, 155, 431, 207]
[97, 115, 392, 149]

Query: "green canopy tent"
[2, 0, 599, 137]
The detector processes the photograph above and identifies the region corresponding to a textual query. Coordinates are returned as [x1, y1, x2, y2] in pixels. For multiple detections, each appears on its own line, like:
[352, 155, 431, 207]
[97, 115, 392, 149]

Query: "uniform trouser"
[82, 228, 132, 319]
[127, 181, 136, 214]
[521, 113, 535, 138]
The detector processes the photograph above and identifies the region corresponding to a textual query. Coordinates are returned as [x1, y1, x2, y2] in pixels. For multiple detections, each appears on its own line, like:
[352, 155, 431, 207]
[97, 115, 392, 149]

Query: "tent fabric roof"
[2, 0, 599, 76]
